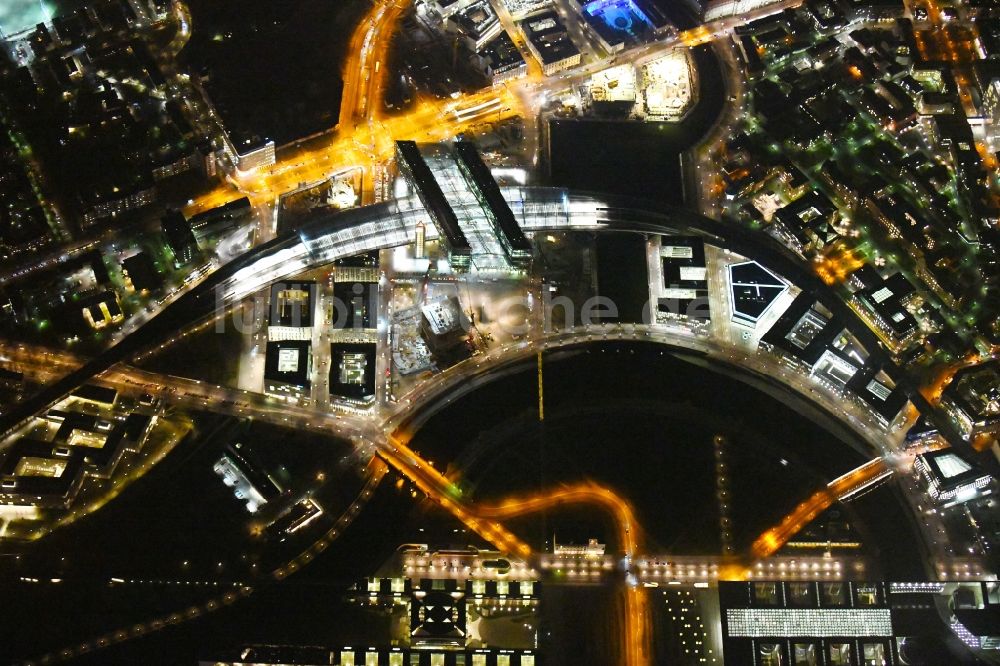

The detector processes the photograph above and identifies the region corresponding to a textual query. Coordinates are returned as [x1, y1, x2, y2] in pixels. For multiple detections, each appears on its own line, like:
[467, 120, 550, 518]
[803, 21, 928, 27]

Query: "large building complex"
[395, 141, 535, 271]
[727, 260, 789, 328]
[519, 11, 581, 75]
[760, 293, 909, 428]
[915, 449, 994, 507]
[396, 140, 473, 270]
[7, 0, 1000, 660]
[330, 256, 379, 405]
[942, 361, 1000, 446]
[478, 31, 527, 84]
[268, 281, 317, 342]
[446, 0, 503, 50]
[223, 134, 276, 173]
[0, 394, 152, 511]
[264, 339, 313, 400]
[721, 581, 896, 665]
[573, 0, 670, 53]
[452, 141, 532, 268]
[656, 236, 710, 322]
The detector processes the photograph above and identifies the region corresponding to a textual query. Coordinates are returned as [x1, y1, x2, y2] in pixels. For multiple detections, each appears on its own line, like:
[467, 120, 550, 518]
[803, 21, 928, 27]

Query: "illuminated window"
[855, 584, 879, 606]
[340, 650, 355, 666]
[862, 643, 885, 665]
[793, 642, 818, 665]
[821, 583, 846, 606]
[726, 608, 892, 637]
[520, 655, 535, 666]
[390, 653, 403, 666]
[828, 643, 851, 665]
[754, 582, 781, 606]
[366, 653, 379, 666]
[759, 642, 783, 666]
[473, 655, 487, 666]
[497, 580, 509, 595]
[431, 654, 445, 666]
[788, 583, 814, 607]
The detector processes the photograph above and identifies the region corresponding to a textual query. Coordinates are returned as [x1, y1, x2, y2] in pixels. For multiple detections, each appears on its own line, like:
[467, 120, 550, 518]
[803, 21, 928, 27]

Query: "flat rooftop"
[918, 449, 987, 488]
[1, 0, 53, 38]
[520, 11, 580, 65]
[332, 281, 376, 331]
[945, 360, 1000, 423]
[728, 260, 788, 324]
[395, 141, 471, 258]
[264, 340, 312, 388]
[479, 31, 525, 72]
[451, 0, 499, 40]
[269, 281, 316, 328]
[330, 342, 376, 401]
[71, 384, 118, 405]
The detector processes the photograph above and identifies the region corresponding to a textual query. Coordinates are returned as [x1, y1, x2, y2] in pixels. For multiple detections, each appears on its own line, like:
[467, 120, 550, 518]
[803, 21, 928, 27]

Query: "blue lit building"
[574, 0, 670, 53]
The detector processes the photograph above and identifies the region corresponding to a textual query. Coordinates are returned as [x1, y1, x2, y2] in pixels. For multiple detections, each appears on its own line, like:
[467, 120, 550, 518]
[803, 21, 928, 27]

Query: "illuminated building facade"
[915, 449, 993, 507]
[264, 340, 313, 400]
[720, 581, 897, 665]
[520, 11, 581, 75]
[941, 361, 1000, 446]
[267, 281, 317, 342]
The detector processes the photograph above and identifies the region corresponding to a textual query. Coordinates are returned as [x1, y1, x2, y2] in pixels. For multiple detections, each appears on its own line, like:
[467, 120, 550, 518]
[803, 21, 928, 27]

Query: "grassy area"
[179, 0, 370, 145]
[137, 316, 244, 388]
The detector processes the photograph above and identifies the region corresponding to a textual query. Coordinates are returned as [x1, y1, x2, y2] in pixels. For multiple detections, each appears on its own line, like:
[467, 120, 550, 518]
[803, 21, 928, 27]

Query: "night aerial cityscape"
[2, 0, 1000, 664]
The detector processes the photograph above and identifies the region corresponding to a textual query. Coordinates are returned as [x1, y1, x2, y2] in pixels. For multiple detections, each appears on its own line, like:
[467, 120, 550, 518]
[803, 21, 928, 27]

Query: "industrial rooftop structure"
[452, 141, 532, 268]
[395, 141, 537, 271]
[395, 140, 472, 269]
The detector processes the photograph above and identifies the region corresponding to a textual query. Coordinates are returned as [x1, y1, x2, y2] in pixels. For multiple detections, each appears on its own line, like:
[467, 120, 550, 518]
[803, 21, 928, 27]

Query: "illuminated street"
[2, 0, 1000, 662]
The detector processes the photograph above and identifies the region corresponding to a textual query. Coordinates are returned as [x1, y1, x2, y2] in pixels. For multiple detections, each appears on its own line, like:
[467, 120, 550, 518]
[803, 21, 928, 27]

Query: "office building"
[396, 140, 472, 270]
[264, 340, 312, 400]
[161, 211, 198, 266]
[915, 449, 993, 507]
[520, 11, 581, 75]
[80, 290, 124, 330]
[121, 252, 162, 293]
[478, 31, 527, 85]
[850, 273, 918, 352]
[187, 197, 252, 240]
[447, 0, 503, 51]
[720, 581, 896, 665]
[453, 141, 532, 268]
[941, 360, 1000, 445]
[727, 261, 789, 328]
[268, 281, 317, 342]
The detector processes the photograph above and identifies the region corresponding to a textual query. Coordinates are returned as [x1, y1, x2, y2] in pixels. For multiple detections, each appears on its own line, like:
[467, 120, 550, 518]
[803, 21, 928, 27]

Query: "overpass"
[749, 458, 893, 562]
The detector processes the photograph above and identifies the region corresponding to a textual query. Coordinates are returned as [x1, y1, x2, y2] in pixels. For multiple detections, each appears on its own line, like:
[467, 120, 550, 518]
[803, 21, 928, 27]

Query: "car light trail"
[748, 458, 889, 563]
[475, 481, 650, 666]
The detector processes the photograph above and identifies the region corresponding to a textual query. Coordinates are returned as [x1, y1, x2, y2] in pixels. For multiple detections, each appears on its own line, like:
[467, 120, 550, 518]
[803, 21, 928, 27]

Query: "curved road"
[0, 188, 958, 453]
